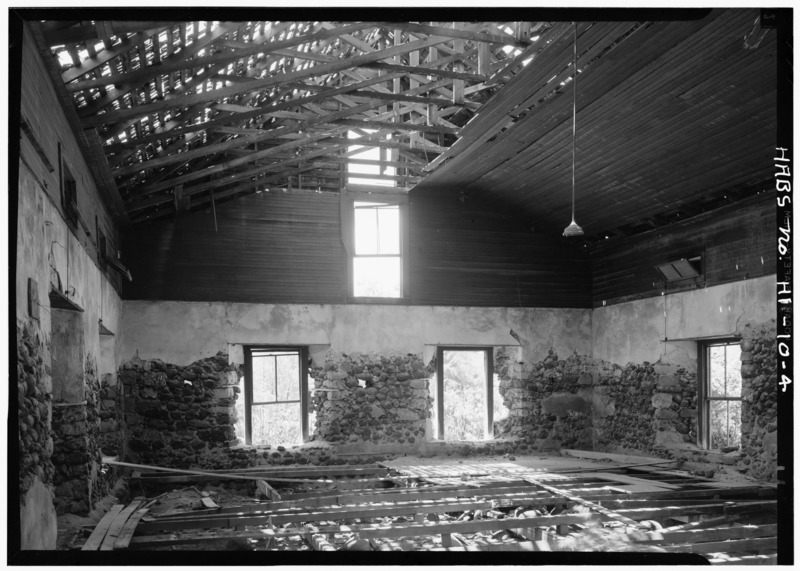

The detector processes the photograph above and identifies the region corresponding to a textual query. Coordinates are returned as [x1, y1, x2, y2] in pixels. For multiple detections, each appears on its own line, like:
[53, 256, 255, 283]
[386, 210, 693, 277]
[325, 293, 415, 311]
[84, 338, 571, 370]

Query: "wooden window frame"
[697, 338, 742, 450]
[435, 346, 495, 441]
[58, 142, 79, 230]
[343, 189, 409, 302]
[242, 345, 309, 446]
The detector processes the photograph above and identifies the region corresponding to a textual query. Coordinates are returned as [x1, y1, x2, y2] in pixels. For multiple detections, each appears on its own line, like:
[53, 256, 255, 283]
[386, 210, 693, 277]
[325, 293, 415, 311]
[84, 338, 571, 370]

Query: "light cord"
[571, 21, 577, 223]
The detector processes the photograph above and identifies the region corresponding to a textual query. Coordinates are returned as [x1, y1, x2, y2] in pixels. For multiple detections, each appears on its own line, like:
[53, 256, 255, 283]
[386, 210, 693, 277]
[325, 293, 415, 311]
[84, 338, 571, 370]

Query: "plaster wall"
[16, 161, 122, 364]
[14, 24, 123, 548]
[119, 301, 592, 368]
[591, 275, 776, 369]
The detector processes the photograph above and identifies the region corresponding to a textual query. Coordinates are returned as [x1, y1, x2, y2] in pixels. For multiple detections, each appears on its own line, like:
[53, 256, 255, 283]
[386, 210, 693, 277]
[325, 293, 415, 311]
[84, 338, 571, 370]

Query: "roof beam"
[81, 35, 452, 128]
[77, 22, 239, 117]
[61, 28, 163, 83]
[67, 22, 378, 93]
[361, 62, 487, 82]
[387, 22, 531, 47]
[114, 76, 451, 180]
[100, 71, 406, 154]
[43, 20, 179, 45]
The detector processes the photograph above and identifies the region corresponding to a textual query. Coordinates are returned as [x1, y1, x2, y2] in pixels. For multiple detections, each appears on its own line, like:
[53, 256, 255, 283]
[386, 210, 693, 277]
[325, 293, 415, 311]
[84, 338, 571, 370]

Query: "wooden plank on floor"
[632, 523, 778, 546]
[522, 477, 649, 530]
[560, 449, 679, 468]
[433, 540, 539, 551]
[257, 479, 282, 501]
[143, 464, 389, 478]
[113, 507, 150, 550]
[99, 500, 144, 550]
[706, 553, 778, 565]
[305, 532, 337, 551]
[661, 536, 778, 554]
[580, 472, 681, 491]
[81, 504, 125, 551]
[200, 497, 219, 509]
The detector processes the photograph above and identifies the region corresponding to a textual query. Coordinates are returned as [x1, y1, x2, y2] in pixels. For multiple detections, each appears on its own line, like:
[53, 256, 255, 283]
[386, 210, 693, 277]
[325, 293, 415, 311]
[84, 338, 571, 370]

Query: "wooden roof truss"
[37, 20, 550, 224]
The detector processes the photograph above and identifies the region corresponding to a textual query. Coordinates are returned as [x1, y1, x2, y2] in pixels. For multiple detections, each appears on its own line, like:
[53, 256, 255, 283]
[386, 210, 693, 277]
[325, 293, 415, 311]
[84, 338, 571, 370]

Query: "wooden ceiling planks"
[418, 9, 776, 241]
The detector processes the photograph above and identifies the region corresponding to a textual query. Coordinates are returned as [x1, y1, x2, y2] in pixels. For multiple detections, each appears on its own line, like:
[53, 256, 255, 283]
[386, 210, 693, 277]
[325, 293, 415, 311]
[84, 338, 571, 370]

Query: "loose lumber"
[200, 497, 219, 509]
[81, 504, 125, 550]
[706, 554, 778, 565]
[661, 536, 777, 554]
[579, 472, 680, 491]
[560, 449, 680, 469]
[256, 480, 282, 501]
[523, 477, 649, 530]
[632, 523, 778, 546]
[99, 500, 144, 550]
[112, 507, 151, 550]
[432, 540, 540, 552]
[108, 459, 335, 483]
[305, 533, 337, 551]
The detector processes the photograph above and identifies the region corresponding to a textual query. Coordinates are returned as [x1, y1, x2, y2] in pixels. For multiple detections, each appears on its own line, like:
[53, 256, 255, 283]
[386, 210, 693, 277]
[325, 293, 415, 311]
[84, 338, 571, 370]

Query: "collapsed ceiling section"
[36, 20, 550, 224]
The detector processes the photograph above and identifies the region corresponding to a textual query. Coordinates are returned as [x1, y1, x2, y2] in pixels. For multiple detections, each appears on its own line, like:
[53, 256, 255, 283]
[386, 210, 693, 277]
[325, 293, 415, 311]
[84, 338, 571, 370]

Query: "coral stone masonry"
[310, 353, 431, 446]
[120, 353, 241, 469]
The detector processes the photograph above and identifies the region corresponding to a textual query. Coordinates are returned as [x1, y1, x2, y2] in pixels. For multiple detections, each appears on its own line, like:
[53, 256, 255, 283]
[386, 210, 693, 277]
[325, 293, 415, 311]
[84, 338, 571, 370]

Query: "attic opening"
[346, 129, 396, 187]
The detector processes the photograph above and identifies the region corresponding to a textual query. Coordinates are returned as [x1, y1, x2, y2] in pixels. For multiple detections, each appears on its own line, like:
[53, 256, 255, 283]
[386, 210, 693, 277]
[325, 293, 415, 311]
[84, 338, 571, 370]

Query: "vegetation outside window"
[433, 347, 509, 441]
[238, 347, 311, 446]
[698, 340, 743, 450]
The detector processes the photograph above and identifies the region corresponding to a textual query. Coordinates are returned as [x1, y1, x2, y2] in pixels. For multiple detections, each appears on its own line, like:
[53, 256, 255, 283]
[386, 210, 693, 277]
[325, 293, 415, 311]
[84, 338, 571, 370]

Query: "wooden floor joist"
[107, 457, 778, 555]
[137, 498, 497, 533]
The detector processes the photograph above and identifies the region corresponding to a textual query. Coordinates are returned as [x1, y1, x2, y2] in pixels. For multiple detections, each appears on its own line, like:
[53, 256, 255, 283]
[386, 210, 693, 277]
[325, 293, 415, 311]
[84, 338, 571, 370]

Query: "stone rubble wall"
[592, 362, 696, 459]
[51, 356, 107, 515]
[17, 322, 54, 496]
[309, 352, 430, 447]
[495, 350, 594, 452]
[115, 328, 777, 484]
[739, 321, 778, 481]
[492, 338, 776, 482]
[120, 352, 241, 469]
[98, 374, 123, 457]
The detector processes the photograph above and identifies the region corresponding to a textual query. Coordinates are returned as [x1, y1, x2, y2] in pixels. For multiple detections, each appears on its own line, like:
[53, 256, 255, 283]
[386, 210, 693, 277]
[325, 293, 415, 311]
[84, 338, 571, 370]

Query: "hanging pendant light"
[563, 21, 584, 237]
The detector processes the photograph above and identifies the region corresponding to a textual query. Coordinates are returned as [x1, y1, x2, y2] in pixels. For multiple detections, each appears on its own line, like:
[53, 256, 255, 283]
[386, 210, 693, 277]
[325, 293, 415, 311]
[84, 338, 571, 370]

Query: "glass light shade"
[563, 219, 584, 237]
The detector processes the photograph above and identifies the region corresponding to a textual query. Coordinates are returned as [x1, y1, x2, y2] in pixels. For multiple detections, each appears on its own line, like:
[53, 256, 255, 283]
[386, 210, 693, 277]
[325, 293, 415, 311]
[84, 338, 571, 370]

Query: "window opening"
[353, 201, 401, 297]
[434, 348, 505, 441]
[240, 347, 309, 446]
[699, 340, 742, 450]
[59, 143, 78, 230]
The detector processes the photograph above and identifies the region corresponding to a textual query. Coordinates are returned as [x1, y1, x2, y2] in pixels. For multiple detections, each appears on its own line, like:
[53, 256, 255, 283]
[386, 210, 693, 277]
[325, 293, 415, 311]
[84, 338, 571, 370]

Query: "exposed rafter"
[39, 19, 551, 223]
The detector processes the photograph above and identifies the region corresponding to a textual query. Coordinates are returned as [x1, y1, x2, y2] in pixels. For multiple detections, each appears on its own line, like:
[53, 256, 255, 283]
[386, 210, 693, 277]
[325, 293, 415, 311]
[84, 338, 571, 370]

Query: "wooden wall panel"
[123, 188, 594, 307]
[407, 189, 592, 308]
[591, 193, 776, 307]
[123, 192, 348, 304]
